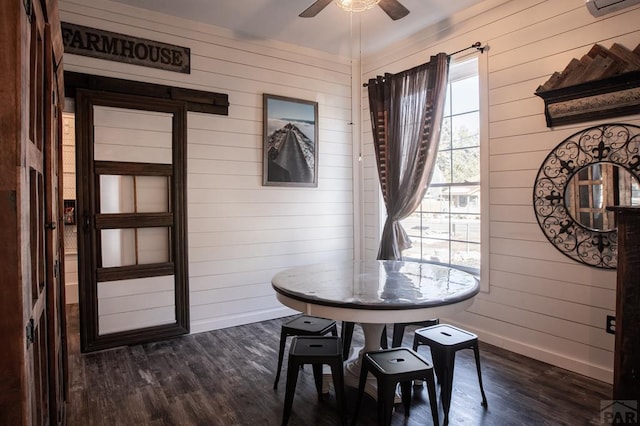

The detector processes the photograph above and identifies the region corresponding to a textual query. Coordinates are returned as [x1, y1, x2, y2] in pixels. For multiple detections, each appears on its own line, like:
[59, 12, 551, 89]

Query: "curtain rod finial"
[473, 42, 487, 54]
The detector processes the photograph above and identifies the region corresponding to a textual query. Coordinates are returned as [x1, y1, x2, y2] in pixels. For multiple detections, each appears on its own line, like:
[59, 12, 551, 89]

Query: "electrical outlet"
[606, 315, 616, 334]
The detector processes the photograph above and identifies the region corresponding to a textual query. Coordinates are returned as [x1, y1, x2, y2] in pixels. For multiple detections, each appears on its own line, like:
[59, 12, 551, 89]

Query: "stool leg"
[274, 329, 288, 390]
[425, 369, 439, 426]
[380, 326, 388, 349]
[282, 358, 300, 426]
[392, 323, 406, 348]
[440, 352, 455, 426]
[399, 380, 412, 417]
[351, 357, 369, 426]
[341, 322, 354, 360]
[330, 361, 347, 426]
[378, 380, 396, 426]
[473, 344, 488, 407]
[312, 363, 324, 400]
[412, 334, 420, 352]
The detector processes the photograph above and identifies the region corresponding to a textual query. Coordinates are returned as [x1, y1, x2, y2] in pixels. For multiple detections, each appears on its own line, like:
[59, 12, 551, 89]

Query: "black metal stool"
[352, 348, 439, 426]
[274, 315, 338, 390]
[281, 336, 346, 426]
[413, 324, 488, 425]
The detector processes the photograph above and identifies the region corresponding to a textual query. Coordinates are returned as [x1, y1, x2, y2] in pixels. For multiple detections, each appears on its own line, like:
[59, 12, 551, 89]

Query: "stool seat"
[352, 348, 438, 426]
[282, 336, 346, 426]
[413, 324, 488, 425]
[274, 315, 337, 390]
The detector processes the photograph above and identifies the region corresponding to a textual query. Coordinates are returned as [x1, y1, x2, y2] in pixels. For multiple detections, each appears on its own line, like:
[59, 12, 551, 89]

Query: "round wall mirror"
[564, 163, 640, 232]
[533, 123, 640, 269]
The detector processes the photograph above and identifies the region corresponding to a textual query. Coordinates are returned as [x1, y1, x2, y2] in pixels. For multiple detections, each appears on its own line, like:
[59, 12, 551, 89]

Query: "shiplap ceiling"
[110, 0, 484, 56]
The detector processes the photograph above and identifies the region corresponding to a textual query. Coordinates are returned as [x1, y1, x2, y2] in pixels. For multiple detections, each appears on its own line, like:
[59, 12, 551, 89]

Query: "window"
[401, 57, 481, 273]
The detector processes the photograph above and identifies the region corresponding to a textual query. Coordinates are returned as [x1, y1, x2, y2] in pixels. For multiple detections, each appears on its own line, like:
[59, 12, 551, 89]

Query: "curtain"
[368, 53, 450, 260]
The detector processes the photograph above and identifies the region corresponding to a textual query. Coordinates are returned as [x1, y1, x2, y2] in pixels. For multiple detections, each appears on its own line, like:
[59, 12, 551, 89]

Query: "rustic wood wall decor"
[535, 43, 640, 127]
[62, 22, 191, 74]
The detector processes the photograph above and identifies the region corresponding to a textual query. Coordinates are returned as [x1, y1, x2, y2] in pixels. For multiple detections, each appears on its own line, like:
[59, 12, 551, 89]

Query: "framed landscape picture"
[263, 94, 318, 187]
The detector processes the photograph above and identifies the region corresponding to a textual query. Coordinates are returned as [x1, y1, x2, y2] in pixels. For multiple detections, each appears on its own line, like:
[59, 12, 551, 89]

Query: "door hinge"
[26, 319, 35, 346]
[53, 260, 59, 278]
[45, 221, 57, 230]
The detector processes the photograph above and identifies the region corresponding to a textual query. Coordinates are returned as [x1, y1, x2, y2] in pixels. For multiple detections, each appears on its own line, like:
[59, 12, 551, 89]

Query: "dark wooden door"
[43, 21, 68, 425]
[76, 90, 189, 352]
[0, 0, 66, 423]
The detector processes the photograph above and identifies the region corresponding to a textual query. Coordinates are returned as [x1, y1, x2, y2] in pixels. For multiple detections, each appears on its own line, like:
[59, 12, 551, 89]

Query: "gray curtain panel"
[367, 53, 450, 260]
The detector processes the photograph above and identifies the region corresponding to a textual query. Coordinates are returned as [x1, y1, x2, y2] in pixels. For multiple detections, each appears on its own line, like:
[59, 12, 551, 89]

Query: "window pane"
[136, 176, 169, 213]
[451, 76, 479, 115]
[101, 228, 136, 267]
[443, 84, 451, 117]
[451, 214, 481, 243]
[423, 213, 450, 240]
[420, 238, 450, 264]
[422, 186, 449, 213]
[451, 241, 480, 269]
[451, 111, 479, 149]
[100, 175, 169, 213]
[434, 150, 451, 183]
[451, 149, 480, 183]
[137, 227, 170, 264]
[101, 227, 170, 267]
[439, 116, 451, 150]
[449, 185, 480, 213]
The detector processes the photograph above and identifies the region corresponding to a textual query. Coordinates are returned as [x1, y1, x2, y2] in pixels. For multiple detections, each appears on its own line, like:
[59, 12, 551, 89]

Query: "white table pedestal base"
[323, 323, 401, 404]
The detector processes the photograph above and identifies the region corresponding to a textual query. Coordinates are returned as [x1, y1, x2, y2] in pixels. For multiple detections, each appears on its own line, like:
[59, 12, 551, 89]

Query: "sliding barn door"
[76, 90, 189, 352]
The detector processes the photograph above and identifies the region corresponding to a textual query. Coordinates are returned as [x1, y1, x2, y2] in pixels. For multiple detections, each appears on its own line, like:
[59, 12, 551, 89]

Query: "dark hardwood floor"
[66, 305, 612, 425]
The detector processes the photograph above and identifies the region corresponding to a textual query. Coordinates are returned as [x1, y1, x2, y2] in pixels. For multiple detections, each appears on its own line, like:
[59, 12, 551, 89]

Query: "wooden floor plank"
[65, 305, 612, 425]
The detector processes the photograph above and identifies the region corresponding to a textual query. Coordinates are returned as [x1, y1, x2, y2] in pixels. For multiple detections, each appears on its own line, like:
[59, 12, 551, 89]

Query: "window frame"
[397, 53, 489, 291]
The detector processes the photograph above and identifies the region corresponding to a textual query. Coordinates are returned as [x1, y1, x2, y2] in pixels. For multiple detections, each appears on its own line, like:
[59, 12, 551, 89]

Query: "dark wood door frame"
[76, 89, 189, 352]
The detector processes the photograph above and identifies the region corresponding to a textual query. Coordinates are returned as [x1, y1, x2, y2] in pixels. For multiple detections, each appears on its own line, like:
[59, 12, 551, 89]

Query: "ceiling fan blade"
[378, 0, 410, 20]
[299, 0, 334, 17]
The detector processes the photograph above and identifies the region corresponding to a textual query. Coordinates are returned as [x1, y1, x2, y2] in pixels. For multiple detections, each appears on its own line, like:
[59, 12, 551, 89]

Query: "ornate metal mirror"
[533, 123, 640, 268]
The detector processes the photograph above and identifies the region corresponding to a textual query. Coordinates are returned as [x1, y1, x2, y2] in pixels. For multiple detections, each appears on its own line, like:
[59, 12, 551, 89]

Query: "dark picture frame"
[263, 94, 318, 187]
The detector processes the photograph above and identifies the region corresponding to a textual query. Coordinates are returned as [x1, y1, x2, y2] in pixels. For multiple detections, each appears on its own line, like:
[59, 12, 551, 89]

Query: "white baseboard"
[444, 318, 613, 384]
[65, 283, 78, 304]
[189, 306, 298, 334]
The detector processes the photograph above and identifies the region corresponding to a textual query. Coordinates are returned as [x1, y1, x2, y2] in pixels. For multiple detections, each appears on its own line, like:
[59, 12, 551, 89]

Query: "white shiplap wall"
[59, 0, 356, 332]
[361, 0, 640, 382]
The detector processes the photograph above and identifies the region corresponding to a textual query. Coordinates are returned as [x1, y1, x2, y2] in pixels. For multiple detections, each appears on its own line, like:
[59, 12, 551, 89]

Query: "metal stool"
[352, 348, 438, 426]
[274, 315, 337, 390]
[413, 324, 488, 425]
[282, 336, 346, 426]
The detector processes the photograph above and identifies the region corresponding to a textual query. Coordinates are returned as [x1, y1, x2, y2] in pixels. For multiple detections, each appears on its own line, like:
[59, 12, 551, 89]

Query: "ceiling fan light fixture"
[335, 0, 381, 12]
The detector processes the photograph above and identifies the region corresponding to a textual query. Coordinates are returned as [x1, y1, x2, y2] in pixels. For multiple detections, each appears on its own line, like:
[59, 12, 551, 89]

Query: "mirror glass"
[565, 163, 640, 231]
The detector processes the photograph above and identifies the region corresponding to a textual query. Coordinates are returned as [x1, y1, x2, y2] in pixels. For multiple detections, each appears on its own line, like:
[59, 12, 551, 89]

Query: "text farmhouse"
[61, 22, 190, 74]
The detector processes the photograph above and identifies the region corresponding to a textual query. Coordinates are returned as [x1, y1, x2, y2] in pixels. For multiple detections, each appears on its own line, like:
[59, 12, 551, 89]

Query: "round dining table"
[271, 259, 480, 398]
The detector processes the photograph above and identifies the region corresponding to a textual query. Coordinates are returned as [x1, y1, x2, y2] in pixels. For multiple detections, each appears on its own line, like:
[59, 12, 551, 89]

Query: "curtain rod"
[363, 42, 485, 87]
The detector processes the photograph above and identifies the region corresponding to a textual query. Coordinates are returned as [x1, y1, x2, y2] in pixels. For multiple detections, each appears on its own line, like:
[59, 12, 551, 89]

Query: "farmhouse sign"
[61, 22, 190, 74]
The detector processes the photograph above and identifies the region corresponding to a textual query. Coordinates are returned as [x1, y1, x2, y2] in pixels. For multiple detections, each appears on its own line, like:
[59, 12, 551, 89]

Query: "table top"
[271, 260, 480, 323]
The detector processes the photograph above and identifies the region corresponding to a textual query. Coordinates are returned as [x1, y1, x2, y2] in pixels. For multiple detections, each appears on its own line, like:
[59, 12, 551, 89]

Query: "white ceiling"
[110, 0, 484, 56]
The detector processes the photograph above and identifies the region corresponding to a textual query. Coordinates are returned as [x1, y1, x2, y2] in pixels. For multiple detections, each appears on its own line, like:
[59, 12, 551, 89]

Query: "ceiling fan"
[299, 0, 410, 20]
